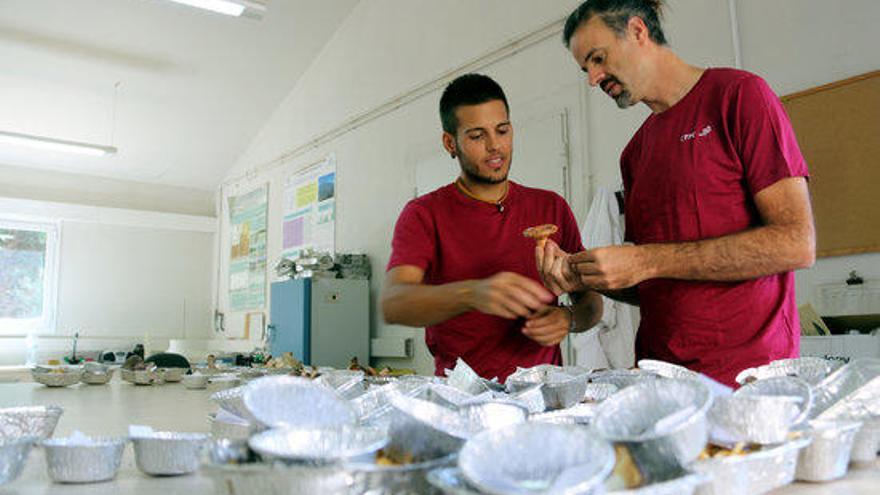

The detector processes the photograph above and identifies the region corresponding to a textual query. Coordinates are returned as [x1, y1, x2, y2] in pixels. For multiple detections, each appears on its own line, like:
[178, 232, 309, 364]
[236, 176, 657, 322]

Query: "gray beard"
[614, 90, 635, 109]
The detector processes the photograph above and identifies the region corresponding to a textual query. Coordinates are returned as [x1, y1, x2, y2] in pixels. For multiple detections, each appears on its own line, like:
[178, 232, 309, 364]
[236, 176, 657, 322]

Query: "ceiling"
[0, 0, 359, 191]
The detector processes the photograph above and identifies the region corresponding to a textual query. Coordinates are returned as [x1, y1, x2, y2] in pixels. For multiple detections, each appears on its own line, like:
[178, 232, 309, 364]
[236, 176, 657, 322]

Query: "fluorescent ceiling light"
[0, 130, 117, 157]
[167, 0, 265, 17]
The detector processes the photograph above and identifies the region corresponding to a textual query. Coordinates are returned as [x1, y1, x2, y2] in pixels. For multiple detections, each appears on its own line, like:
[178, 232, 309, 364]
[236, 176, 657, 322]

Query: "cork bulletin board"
[781, 71, 880, 258]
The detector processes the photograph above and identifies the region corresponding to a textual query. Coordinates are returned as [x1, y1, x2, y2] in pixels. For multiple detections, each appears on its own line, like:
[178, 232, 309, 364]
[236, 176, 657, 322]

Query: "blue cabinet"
[268, 278, 369, 369]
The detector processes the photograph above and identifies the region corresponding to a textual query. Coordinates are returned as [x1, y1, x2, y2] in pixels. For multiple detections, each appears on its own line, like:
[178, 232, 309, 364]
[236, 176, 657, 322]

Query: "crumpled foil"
[795, 419, 861, 482]
[510, 384, 546, 414]
[248, 426, 387, 463]
[243, 376, 356, 429]
[0, 405, 63, 440]
[211, 385, 260, 424]
[735, 357, 833, 386]
[42, 436, 126, 483]
[594, 379, 712, 480]
[708, 395, 802, 445]
[735, 376, 813, 425]
[637, 360, 700, 381]
[0, 437, 34, 486]
[458, 423, 614, 495]
[131, 431, 209, 476]
[690, 438, 810, 495]
[812, 358, 880, 421]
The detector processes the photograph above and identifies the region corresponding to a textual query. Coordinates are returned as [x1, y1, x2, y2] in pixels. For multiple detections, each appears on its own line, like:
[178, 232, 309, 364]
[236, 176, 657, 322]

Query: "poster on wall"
[281, 155, 336, 259]
[228, 184, 268, 311]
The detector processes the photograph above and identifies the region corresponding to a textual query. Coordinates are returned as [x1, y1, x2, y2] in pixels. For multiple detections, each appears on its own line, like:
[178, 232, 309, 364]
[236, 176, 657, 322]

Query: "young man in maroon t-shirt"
[382, 74, 602, 381]
[538, 0, 816, 387]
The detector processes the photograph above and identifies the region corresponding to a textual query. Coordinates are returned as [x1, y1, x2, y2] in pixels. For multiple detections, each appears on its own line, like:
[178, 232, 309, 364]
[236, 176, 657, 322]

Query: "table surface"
[0, 380, 877, 495]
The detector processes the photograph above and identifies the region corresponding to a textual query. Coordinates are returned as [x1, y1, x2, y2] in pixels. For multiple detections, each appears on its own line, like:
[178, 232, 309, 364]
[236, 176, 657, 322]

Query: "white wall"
[0, 197, 215, 365]
[220, 0, 880, 373]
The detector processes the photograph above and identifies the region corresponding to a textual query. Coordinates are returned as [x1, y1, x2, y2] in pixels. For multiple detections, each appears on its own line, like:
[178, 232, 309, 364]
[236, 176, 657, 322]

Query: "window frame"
[0, 217, 61, 335]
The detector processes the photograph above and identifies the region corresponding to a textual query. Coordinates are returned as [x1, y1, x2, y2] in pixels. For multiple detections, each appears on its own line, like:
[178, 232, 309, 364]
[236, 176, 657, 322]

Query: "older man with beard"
[382, 73, 602, 381]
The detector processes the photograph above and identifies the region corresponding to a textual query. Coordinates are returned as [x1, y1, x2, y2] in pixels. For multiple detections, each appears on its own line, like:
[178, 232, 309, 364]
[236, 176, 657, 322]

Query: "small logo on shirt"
[680, 125, 713, 142]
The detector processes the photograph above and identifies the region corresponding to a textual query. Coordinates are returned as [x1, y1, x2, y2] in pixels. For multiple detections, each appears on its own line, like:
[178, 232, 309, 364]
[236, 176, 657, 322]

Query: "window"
[0, 219, 59, 334]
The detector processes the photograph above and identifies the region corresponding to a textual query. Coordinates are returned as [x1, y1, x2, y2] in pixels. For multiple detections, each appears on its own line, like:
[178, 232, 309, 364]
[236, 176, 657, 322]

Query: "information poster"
[228, 184, 268, 311]
[281, 155, 336, 258]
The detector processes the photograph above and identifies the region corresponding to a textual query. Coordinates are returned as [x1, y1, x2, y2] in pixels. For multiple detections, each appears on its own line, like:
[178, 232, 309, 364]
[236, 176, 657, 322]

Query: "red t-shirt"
[387, 181, 584, 381]
[621, 68, 809, 387]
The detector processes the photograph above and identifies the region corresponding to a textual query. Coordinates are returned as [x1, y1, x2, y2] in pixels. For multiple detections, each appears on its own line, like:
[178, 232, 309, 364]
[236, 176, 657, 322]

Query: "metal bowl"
[243, 375, 356, 429]
[459, 423, 614, 495]
[31, 368, 82, 387]
[709, 395, 803, 445]
[182, 373, 209, 389]
[131, 431, 209, 476]
[594, 379, 712, 479]
[248, 426, 387, 463]
[0, 405, 63, 440]
[0, 437, 35, 486]
[796, 419, 861, 482]
[691, 438, 810, 495]
[42, 436, 126, 483]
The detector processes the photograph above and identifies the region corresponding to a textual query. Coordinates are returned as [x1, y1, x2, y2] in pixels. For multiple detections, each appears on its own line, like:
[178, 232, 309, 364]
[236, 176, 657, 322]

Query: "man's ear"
[628, 16, 650, 44]
[442, 132, 457, 159]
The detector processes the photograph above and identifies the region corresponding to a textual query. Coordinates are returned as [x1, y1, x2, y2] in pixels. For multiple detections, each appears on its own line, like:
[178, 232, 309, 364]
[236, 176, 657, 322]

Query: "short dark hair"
[439, 73, 509, 134]
[562, 0, 667, 48]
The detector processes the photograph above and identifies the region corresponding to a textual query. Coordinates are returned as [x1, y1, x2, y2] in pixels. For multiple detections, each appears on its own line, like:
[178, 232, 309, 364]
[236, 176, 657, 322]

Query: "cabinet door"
[310, 279, 370, 369]
[269, 279, 311, 363]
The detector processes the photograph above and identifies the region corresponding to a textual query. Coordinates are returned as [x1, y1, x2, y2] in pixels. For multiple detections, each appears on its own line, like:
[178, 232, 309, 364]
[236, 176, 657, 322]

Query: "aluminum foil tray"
[583, 383, 619, 403]
[850, 416, 880, 463]
[81, 368, 114, 385]
[316, 370, 367, 400]
[0, 405, 63, 440]
[691, 438, 810, 495]
[32, 368, 82, 387]
[530, 403, 596, 426]
[594, 378, 712, 477]
[795, 419, 861, 482]
[812, 358, 880, 420]
[351, 380, 428, 427]
[735, 357, 833, 386]
[211, 385, 259, 424]
[735, 376, 813, 425]
[208, 412, 256, 440]
[183, 373, 209, 389]
[160, 367, 186, 382]
[637, 360, 700, 381]
[0, 437, 34, 486]
[131, 431, 209, 476]
[243, 376, 356, 429]
[447, 359, 491, 395]
[42, 436, 126, 483]
[589, 369, 659, 390]
[506, 365, 588, 410]
[708, 395, 802, 445]
[343, 453, 457, 495]
[248, 426, 387, 463]
[458, 423, 614, 495]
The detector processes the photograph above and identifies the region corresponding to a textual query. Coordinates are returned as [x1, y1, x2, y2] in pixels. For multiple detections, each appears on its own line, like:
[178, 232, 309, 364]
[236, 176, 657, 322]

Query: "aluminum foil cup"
[735, 357, 832, 386]
[735, 376, 814, 425]
[183, 373, 209, 389]
[426, 383, 480, 409]
[160, 367, 186, 382]
[352, 380, 429, 427]
[691, 438, 810, 495]
[590, 369, 659, 390]
[208, 412, 256, 440]
[709, 395, 802, 445]
[243, 375, 356, 429]
[385, 395, 470, 462]
[248, 426, 387, 463]
[608, 471, 707, 495]
[447, 359, 491, 395]
[510, 384, 546, 414]
[637, 360, 700, 381]
[459, 423, 615, 495]
[343, 454, 458, 495]
[207, 374, 242, 393]
[31, 368, 82, 387]
[131, 431, 208, 476]
[850, 416, 880, 463]
[211, 385, 259, 424]
[594, 379, 712, 476]
[812, 358, 880, 420]
[316, 370, 367, 400]
[531, 403, 597, 426]
[456, 402, 528, 435]
[81, 368, 114, 385]
[42, 436, 126, 483]
[121, 368, 158, 385]
[0, 405, 63, 440]
[583, 383, 619, 403]
[0, 437, 34, 486]
[507, 366, 588, 410]
[795, 419, 861, 481]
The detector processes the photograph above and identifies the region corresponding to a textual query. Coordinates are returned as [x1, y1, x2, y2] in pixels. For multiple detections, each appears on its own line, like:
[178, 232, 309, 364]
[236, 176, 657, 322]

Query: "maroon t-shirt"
[621, 68, 809, 387]
[387, 181, 584, 381]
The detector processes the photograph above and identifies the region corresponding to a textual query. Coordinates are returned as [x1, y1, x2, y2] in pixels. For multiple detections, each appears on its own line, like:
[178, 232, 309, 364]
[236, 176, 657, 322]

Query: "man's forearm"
[644, 223, 815, 282]
[381, 281, 476, 327]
